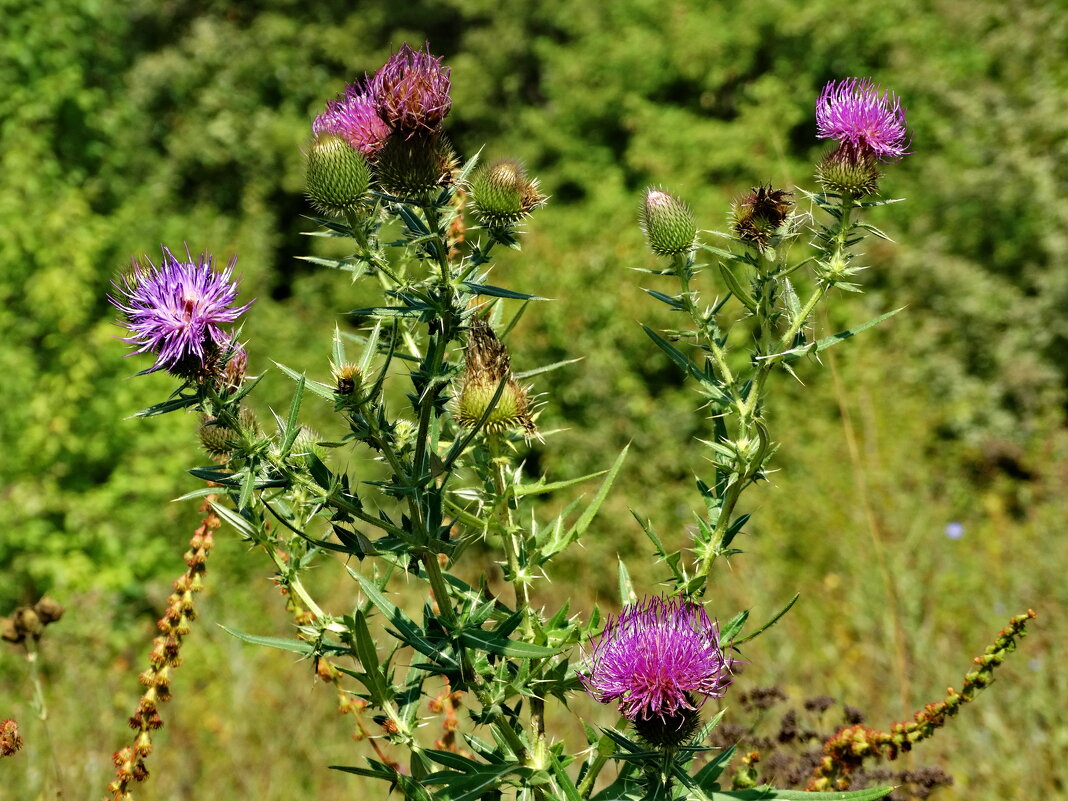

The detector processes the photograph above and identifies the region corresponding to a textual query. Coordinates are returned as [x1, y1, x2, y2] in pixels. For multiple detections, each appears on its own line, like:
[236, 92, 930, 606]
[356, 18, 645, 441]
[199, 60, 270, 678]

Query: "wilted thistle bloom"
[312, 84, 391, 157]
[453, 320, 535, 436]
[731, 185, 793, 250]
[581, 596, 733, 747]
[110, 247, 253, 377]
[639, 187, 697, 257]
[816, 77, 910, 163]
[371, 43, 452, 135]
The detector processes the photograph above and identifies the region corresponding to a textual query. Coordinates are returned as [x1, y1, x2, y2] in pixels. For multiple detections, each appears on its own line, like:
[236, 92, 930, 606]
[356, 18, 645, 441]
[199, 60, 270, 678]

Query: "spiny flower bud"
[332, 363, 363, 397]
[197, 407, 257, 460]
[375, 132, 457, 201]
[639, 187, 697, 257]
[815, 146, 881, 197]
[731, 185, 794, 250]
[306, 133, 372, 216]
[453, 320, 535, 436]
[391, 418, 419, 453]
[467, 159, 546, 228]
[291, 427, 326, 466]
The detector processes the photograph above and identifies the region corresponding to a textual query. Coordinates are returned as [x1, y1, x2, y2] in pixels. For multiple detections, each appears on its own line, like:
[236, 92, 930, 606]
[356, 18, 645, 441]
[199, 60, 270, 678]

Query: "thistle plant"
[105, 51, 1035, 801]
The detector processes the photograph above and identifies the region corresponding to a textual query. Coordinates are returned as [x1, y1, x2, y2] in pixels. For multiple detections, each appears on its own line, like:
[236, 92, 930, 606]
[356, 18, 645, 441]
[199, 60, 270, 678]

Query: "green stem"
[672, 253, 736, 391]
[577, 751, 610, 798]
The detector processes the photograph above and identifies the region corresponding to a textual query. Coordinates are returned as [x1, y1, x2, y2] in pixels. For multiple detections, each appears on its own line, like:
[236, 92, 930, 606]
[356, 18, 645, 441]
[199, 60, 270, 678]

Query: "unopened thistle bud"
[375, 132, 457, 201]
[467, 159, 546, 228]
[332, 363, 363, 397]
[731, 185, 793, 250]
[639, 187, 697, 257]
[291, 427, 326, 466]
[453, 320, 535, 436]
[198, 407, 257, 460]
[306, 133, 372, 216]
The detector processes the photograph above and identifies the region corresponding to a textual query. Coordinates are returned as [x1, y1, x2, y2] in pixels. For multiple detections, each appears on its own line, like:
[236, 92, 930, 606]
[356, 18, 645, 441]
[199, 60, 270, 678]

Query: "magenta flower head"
[371, 42, 452, 136]
[816, 78, 910, 162]
[110, 246, 253, 378]
[581, 596, 734, 747]
[313, 83, 391, 157]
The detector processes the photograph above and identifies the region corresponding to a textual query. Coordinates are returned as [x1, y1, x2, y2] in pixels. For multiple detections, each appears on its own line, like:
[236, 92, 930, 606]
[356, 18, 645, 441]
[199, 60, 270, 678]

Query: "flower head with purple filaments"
[816, 78, 910, 162]
[313, 83, 391, 156]
[110, 247, 253, 376]
[580, 596, 733, 725]
[371, 42, 452, 135]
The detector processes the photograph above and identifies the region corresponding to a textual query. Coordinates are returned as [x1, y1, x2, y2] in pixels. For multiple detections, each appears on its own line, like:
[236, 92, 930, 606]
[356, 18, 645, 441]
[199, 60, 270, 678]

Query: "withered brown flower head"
[453, 319, 535, 436]
[732, 185, 793, 250]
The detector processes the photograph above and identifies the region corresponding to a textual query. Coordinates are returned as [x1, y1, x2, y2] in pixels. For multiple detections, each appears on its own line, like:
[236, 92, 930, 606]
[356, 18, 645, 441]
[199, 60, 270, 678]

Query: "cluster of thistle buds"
[807, 609, 1037, 791]
[307, 43, 544, 227]
[106, 498, 218, 801]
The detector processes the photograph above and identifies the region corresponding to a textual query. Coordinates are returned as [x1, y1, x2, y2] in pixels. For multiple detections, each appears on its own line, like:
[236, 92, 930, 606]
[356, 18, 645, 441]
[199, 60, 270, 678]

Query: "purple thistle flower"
[816, 77, 911, 162]
[313, 83, 391, 157]
[110, 247, 253, 377]
[370, 42, 452, 136]
[580, 597, 733, 729]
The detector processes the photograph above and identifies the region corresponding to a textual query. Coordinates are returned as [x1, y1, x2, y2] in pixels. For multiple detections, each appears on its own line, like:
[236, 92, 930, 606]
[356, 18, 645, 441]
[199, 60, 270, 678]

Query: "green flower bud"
[639, 187, 697, 256]
[375, 132, 457, 201]
[467, 158, 546, 228]
[815, 146, 881, 197]
[332, 363, 363, 397]
[306, 133, 372, 216]
[198, 408, 258, 461]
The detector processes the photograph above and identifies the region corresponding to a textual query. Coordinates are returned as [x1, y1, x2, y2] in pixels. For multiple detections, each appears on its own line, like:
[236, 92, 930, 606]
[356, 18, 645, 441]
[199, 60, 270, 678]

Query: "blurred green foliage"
[1, 1, 1065, 798]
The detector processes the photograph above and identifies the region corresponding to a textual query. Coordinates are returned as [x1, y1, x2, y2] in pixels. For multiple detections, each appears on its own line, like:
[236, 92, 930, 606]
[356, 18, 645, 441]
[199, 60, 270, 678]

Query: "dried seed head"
[453, 320, 535, 436]
[731, 186, 794, 250]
